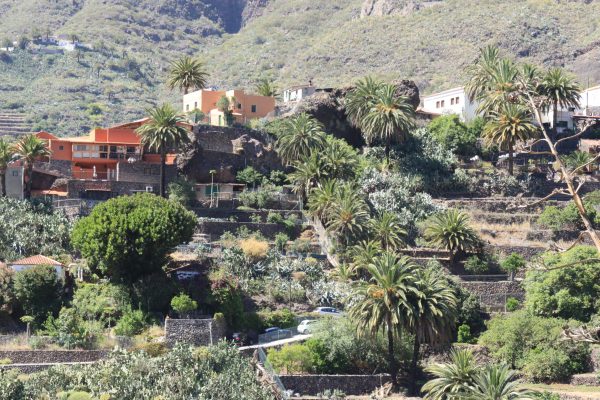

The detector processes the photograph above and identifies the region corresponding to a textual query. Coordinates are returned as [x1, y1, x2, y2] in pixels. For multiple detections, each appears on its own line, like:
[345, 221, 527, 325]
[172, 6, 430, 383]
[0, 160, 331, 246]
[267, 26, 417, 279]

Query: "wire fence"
[257, 347, 289, 399]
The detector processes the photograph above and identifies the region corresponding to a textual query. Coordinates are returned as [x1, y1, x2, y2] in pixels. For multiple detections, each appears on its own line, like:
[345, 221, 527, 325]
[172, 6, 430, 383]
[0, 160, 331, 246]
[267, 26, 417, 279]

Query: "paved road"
[239, 334, 312, 350]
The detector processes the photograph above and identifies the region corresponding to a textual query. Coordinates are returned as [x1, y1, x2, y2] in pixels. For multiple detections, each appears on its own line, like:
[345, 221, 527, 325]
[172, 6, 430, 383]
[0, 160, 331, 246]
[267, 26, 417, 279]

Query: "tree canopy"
[71, 193, 196, 283]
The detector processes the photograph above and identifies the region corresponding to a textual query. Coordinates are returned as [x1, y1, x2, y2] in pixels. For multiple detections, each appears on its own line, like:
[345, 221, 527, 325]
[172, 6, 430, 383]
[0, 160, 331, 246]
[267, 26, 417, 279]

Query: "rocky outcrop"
[360, 0, 443, 18]
[287, 80, 420, 148]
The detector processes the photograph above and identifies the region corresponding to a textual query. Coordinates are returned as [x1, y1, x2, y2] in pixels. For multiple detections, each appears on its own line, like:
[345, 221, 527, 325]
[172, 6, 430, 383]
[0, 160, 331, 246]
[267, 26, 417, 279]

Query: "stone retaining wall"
[458, 280, 524, 296]
[197, 220, 302, 239]
[487, 244, 546, 260]
[278, 374, 391, 396]
[194, 209, 302, 223]
[0, 350, 108, 364]
[164, 318, 226, 347]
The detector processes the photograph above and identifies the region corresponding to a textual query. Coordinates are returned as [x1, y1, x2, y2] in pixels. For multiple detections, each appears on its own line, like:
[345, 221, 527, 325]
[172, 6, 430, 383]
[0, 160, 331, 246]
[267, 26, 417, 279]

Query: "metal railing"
[258, 329, 295, 344]
[257, 347, 289, 399]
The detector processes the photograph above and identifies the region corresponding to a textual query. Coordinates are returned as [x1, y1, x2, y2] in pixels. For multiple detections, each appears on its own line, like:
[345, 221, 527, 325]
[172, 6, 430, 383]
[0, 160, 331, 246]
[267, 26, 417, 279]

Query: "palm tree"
[167, 56, 209, 95]
[350, 240, 383, 272]
[348, 252, 420, 388]
[325, 185, 370, 246]
[256, 77, 278, 97]
[422, 348, 478, 400]
[346, 76, 385, 127]
[424, 209, 481, 265]
[307, 179, 338, 223]
[136, 104, 191, 197]
[0, 138, 13, 197]
[482, 103, 537, 175]
[467, 364, 536, 400]
[538, 68, 581, 137]
[289, 153, 325, 199]
[320, 136, 360, 181]
[465, 45, 501, 103]
[362, 84, 415, 160]
[410, 268, 457, 393]
[12, 134, 51, 199]
[370, 211, 406, 251]
[275, 113, 327, 165]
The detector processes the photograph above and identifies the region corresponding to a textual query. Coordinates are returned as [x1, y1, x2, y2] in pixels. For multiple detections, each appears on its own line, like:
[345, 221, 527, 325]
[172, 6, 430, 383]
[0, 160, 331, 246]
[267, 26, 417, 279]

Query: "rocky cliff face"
[360, 0, 442, 18]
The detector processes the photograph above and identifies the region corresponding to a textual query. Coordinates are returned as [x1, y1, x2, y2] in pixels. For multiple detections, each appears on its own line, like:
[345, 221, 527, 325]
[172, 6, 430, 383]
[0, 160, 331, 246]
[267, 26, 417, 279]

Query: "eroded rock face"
[286, 80, 420, 148]
[360, 0, 442, 18]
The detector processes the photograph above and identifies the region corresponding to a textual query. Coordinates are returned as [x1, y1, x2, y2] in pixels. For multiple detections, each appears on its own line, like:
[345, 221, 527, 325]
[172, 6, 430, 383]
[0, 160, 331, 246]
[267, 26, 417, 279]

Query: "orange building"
[182, 89, 276, 126]
[36, 119, 186, 180]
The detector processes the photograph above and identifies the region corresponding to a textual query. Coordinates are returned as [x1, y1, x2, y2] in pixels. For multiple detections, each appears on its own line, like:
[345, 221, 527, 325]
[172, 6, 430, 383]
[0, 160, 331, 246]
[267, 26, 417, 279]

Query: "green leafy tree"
[275, 113, 327, 165]
[424, 209, 481, 264]
[13, 265, 63, 323]
[236, 166, 263, 188]
[524, 246, 600, 321]
[12, 134, 51, 199]
[500, 253, 526, 277]
[428, 115, 478, 159]
[538, 68, 581, 137]
[71, 193, 196, 284]
[370, 211, 406, 251]
[348, 252, 419, 388]
[0, 138, 12, 197]
[167, 178, 195, 208]
[136, 104, 191, 197]
[482, 103, 537, 175]
[0, 264, 14, 311]
[422, 348, 478, 400]
[167, 56, 208, 95]
[267, 344, 313, 374]
[170, 293, 197, 316]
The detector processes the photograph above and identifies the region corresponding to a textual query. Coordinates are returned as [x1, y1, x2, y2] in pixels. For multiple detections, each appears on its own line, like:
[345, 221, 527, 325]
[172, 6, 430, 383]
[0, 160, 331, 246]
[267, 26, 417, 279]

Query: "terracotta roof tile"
[9, 255, 63, 266]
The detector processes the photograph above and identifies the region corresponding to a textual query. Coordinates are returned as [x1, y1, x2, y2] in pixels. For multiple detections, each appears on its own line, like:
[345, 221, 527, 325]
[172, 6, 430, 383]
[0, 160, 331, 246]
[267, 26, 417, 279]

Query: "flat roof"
[423, 86, 465, 99]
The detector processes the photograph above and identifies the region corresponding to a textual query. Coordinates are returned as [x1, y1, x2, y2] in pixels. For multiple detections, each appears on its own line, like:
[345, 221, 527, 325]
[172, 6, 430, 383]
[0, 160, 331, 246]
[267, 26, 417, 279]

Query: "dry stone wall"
[164, 318, 226, 347]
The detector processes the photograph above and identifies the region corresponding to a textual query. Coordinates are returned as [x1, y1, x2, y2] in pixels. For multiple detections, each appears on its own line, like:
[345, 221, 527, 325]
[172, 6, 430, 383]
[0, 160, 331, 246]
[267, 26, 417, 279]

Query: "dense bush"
[71, 283, 130, 326]
[239, 238, 269, 260]
[0, 264, 14, 311]
[71, 193, 196, 283]
[537, 192, 600, 231]
[13, 265, 63, 323]
[167, 178, 196, 208]
[463, 255, 490, 274]
[0, 343, 272, 399]
[237, 185, 280, 209]
[171, 293, 198, 316]
[43, 307, 102, 349]
[114, 308, 148, 337]
[428, 114, 480, 159]
[478, 310, 588, 382]
[525, 246, 600, 322]
[258, 308, 296, 329]
[267, 343, 313, 373]
[0, 197, 70, 261]
[500, 253, 526, 275]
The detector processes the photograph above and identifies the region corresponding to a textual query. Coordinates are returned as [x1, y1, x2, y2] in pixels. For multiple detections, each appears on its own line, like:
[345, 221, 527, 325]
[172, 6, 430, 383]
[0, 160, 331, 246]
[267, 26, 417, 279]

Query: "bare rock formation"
[360, 0, 443, 18]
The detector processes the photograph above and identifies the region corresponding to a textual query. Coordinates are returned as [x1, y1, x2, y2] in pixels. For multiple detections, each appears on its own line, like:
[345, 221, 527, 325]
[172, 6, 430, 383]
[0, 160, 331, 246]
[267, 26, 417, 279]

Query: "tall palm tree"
[255, 77, 278, 97]
[348, 252, 420, 388]
[320, 136, 360, 181]
[482, 103, 537, 175]
[538, 68, 581, 137]
[362, 84, 415, 160]
[275, 113, 327, 165]
[350, 240, 383, 272]
[307, 179, 338, 223]
[424, 209, 481, 265]
[465, 45, 501, 103]
[325, 185, 370, 246]
[136, 104, 191, 197]
[467, 364, 536, 400]
[422, 348, 478, 400]
[289, 153, 325, 199]
[0, 138, 13, 197]
[12, 134, 51, 199]
[167, 56, 209, 95]
[346, 76, 385, 127]
[410, 268, 457, 393]
[370, 211, 406, 251]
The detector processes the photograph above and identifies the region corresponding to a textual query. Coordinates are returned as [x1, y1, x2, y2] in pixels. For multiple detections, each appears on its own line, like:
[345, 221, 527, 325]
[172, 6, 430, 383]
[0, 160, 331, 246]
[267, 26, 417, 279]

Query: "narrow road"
[239, 334, 312, 350]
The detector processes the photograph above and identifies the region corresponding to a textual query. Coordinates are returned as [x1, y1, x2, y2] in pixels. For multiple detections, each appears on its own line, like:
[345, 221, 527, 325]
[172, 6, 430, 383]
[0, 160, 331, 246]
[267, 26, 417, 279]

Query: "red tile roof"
[9, 255, 63, 266]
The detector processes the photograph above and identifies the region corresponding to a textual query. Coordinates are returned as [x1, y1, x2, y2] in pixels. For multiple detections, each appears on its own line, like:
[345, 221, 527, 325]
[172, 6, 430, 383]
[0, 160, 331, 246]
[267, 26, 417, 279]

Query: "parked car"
[297, 319, 317, 334]
[313, 307, 341, 316]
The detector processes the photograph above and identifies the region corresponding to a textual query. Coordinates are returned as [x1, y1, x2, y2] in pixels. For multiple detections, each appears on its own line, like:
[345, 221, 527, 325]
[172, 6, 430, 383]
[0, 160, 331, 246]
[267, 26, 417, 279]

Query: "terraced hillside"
[0, 112, 30, 139]
[2, 0, 600, 134]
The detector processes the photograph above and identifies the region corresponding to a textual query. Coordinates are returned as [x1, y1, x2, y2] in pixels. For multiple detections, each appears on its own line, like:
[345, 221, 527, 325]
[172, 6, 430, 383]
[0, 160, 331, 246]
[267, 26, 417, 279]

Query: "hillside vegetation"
[2, 0, 600, 134]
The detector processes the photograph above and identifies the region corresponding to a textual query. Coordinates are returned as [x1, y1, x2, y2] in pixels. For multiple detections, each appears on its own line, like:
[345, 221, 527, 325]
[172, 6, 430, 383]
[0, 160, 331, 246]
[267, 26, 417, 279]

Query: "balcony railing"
[72, 170, 117, 181]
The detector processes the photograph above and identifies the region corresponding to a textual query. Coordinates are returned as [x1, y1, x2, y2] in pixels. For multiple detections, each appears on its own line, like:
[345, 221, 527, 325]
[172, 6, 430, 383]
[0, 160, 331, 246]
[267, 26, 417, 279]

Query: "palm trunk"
[410, 334, 420, 395]
[387, 317, 398, 389]
[160, 145, 166, 198]
[25, 163, 33, 199]
[508, 141, 514, 176]
[553, 102, 558, 140]
[0, 170, 5, 197]
[529, 98, 600, 252]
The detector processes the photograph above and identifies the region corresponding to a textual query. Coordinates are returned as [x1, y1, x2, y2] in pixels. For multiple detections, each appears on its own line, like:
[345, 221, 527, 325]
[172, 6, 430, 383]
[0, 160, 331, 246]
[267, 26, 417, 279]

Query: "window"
[251, 105, 257, 113]
[59, 145, 64, 151]
[440, 100, 445, 107]
[12, 170, 18, 176]
[455, 97, 460, 104]
[194, 101, 197, 109]
[436, 101, 440, 108]
[126, 146, 136, 153]
[237, 103, 242, 109]
[450, 98, 455, 105]
[186, 104, 189, 112]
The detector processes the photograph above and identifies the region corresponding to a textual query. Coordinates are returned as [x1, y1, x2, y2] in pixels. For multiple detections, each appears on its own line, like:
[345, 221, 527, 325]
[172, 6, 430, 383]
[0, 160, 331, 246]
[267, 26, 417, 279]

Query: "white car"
[297, 319, 317, 334]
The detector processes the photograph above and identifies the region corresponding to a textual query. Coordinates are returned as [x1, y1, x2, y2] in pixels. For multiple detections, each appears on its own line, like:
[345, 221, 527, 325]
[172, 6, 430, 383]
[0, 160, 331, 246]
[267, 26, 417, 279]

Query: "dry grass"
[170, 251, 198, 262]
[471, 220, 532, 232]
[239, 238, 269, 260]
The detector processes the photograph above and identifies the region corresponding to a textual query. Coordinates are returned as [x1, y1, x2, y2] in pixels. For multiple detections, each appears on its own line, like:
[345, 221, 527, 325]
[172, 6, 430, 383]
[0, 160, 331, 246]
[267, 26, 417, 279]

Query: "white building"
[421, 86, 479, 122]
[283, 84, 317, 103]
[8, 255, 65, 280]
[578, 85, 600, 116]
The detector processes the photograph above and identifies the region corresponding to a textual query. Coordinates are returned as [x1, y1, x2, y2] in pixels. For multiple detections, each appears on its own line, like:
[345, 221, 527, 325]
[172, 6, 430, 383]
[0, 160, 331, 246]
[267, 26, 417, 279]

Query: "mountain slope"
[1, 0, 600, 135]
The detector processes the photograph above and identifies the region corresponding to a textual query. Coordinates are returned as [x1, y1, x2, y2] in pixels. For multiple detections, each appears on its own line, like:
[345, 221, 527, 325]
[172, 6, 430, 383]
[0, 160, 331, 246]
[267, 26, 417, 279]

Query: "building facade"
[283, 85, 317, 103]
[421, 86, 479, 122]
[182, 89, 275, 126]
